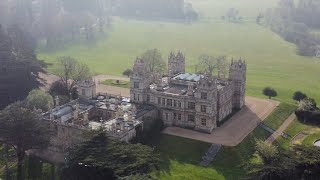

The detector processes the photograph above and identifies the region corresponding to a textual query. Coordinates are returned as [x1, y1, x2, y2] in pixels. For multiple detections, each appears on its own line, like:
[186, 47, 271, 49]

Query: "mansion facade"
[130, 52, 247, 133]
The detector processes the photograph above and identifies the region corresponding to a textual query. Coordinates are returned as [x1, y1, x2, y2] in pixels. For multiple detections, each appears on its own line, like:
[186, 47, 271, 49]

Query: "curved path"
[163, 97, 279, 146]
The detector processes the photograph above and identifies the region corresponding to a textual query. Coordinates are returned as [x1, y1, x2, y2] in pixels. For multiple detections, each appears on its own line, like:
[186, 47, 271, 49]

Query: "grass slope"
[150, 98, 302, 179]
[263, 103, 297, 130]
[37, 0, 320, 103]
[151, 129, 269, 180]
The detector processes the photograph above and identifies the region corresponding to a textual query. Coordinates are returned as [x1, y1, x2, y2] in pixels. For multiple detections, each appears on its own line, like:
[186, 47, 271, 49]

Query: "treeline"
[0, 0, 112, 49]
[264, 0, 320, 57]
[0, 25, 45, 110]
[111, 0, 198, 21]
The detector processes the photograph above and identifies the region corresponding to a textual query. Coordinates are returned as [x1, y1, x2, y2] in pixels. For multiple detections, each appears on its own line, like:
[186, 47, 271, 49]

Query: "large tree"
[293, 91, 307, 102]
[255, 140, 279, 165]
[247, 145, 320, 180]
[142, 49, 166, 74]
[0, 25, 46, 110]
[55, 56, 90, 99]
[26, 89, 54, 112]
[62, 131, 159, 179]
[0, 101, 52, 180]
[263, 87, 278, 99]
[197, 54, 227, 77]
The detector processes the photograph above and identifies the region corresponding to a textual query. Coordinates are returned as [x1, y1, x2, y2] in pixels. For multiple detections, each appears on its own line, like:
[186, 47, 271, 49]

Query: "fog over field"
[0, 0, 319, 103]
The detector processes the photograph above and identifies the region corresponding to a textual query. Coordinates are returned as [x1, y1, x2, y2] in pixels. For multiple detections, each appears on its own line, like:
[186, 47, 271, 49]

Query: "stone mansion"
[130, 52, 247, 133]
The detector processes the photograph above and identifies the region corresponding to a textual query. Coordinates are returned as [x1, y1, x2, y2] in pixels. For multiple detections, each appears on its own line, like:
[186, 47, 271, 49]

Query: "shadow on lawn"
[148, 107, 271, 179]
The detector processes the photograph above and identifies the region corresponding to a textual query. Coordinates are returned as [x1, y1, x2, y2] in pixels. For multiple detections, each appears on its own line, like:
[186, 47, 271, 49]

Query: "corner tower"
[229, 59, 247, 109]
[78, 78, 96, 99]
[130, 57, 152, 104]
[168, 52, 185, 77]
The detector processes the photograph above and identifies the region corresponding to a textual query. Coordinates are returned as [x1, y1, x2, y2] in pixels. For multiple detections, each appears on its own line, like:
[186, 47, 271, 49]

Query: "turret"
[168, 51, 185, 77]
[78, 78, 96, 99]
[130, 57, 153, 103]
[229, 59, 247, 109]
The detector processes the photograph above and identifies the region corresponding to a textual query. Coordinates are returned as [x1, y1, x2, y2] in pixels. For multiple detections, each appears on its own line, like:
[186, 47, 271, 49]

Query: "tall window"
[173, 113, 177, 120]
[188, 102, 195, 110]
[178, 114, 182, 121]
[188, 115, 195, 122]
[147, 95, 150, 102]
[82, 89, 86, 96]
[162, 98, 166, 106]
[201, 105, 207, 113]
[174, 100, 177, 107]
[134, 82, 140, 88]
[165, 113, 169, 120]
[134, 93, 137, 101]
[178, 101, 182, 108]
[167, 99, 172, 107]
[201, 118, 207, 126]
[201, 92, 208, 100]
[158, 97, 161, 104]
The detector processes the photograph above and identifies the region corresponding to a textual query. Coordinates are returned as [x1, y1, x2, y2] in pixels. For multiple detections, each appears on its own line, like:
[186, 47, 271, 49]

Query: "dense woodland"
[265, 0, 320, 56]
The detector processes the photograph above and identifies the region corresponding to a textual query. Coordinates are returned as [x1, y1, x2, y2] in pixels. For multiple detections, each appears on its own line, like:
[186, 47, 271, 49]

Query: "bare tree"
[198, 54, 227, 77]
[56, 56, 90, 98]
[142, 49, 166, 74]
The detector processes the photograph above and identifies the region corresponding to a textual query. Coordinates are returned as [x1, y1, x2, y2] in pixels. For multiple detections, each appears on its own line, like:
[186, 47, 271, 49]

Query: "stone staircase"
[200, 144, 222, 166]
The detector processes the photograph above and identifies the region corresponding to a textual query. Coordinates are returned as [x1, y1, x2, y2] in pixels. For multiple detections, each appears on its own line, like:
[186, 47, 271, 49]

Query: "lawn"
[101, 79, 130, 89]
[151, 128, 269, 180]
[263, 103, 297, 130]
[37, 0, 320, 104]
[302, 132, 320, 146]
[275, 119, 320, 150]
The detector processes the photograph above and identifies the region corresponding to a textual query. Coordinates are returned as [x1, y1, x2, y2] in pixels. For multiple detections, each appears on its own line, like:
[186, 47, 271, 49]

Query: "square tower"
[229, 59, 247, 109]
[168, 52, 185, 77]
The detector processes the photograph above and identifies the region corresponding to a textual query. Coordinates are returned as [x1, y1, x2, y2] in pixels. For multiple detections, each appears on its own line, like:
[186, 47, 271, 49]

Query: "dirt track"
[40, 73, 130, 96]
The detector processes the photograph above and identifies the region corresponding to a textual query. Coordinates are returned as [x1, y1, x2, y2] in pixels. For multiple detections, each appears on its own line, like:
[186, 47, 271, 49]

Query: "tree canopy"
[55, 56, 90, 99]
[62, 131, 159, 179]
[0, 101, 52, 180]
[265, 0, 320, 57]
[247, 144, 320, 180]
[26, 89, 54, 112]
[293, 91, 307, 102]
[0, 25, 45, 110]
[142, 49, 166, 74]
[263, 87, 278, 99]
[197, 55, 227, 77]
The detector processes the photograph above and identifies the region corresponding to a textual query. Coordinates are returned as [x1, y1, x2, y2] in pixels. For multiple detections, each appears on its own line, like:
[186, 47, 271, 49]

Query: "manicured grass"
[101, 79, 130, 89]
[37, 0, 320, 104]
[151, 128, 270, 180]
[263, 103, 297, 130]
[302, 132, 320, 146]
[275, 119, 318, 150]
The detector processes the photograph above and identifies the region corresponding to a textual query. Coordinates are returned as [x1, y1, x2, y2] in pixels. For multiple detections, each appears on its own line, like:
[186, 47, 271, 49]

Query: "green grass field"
[263, 103, 297, 130]
[101, 79, 130, 88]
[151, 128, 269, 180]
[37, 0, 320, 104]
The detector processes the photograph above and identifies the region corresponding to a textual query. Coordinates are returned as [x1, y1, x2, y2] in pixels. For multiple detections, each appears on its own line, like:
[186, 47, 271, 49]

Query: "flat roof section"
[172, 73, 204, 82]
